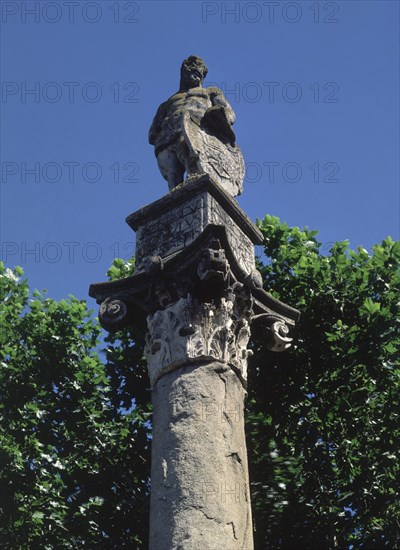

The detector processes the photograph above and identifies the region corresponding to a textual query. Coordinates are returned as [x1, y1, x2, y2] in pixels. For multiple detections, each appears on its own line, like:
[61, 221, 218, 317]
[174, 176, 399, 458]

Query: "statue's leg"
[177, 136, 199, 177]
[156, 149, 185, 190]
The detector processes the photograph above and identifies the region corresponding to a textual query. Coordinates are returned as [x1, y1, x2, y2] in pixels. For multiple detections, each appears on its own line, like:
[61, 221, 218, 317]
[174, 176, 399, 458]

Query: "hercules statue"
[149, 56, 244, 197]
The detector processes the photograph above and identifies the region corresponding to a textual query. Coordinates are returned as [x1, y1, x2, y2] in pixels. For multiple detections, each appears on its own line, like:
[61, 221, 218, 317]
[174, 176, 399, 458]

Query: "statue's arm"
[149, 101, 168, 145]
[208, 87, 236, 125]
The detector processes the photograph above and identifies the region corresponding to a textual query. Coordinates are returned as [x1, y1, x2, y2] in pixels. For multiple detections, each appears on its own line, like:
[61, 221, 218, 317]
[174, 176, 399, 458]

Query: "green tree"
[0, 262, 150, 548]
[247, 215, 400, 549]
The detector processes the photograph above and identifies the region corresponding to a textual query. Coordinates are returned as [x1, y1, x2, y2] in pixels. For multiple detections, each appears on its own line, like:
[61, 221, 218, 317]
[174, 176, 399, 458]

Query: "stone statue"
[149, 55, 245, 197]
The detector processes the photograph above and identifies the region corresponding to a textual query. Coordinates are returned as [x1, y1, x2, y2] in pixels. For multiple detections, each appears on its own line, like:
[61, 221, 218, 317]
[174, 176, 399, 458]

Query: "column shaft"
[149, 362, 253, 550]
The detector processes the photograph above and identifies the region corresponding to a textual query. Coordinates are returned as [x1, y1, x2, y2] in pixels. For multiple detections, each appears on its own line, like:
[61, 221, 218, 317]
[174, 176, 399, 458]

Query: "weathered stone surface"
[145, 291, 253, 388]
[98, 297, 128, 332]
[208, 197, 254, 274]
[183, 111, 245, 196]
[128, 174, 260, 274]
[149, 56, 244, 196]
[150, 362, 253, 550]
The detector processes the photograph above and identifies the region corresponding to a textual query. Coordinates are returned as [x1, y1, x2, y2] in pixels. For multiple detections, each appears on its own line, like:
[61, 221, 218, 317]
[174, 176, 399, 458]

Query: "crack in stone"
[227, 451, 242, 464]
[192, 505, 222, 525]
[216, 370, 228, 401]
[223, 410, 234, 429]
[227, 520, 238, 540]
[192, 507, 240, 543]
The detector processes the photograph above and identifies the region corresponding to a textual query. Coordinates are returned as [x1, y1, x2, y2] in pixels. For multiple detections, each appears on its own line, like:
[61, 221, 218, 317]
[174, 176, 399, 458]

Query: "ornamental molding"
[145, 285, 254, 387]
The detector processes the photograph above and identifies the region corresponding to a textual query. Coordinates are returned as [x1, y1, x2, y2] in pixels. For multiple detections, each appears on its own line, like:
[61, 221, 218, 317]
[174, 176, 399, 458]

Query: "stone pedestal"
[89, 174, 299, 549]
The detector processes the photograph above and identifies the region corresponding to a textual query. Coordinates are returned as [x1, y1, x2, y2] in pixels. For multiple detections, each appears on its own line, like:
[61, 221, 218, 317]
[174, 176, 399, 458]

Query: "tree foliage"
[248, 215, 400, 549]
[0, 263, 150, 548]
[0, 216, 399, 548]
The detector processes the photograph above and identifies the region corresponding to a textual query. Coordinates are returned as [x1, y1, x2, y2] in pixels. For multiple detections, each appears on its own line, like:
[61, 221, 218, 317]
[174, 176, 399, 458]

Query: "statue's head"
[180, 56, 208, 90]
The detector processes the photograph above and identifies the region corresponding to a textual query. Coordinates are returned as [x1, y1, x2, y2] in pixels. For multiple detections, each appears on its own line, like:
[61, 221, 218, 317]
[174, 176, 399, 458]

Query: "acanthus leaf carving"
[145, 292, 253, 388]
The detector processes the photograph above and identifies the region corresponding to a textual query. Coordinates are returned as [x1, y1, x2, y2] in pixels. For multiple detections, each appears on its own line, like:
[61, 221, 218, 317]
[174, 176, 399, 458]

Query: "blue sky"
[1, 0, 399, 303]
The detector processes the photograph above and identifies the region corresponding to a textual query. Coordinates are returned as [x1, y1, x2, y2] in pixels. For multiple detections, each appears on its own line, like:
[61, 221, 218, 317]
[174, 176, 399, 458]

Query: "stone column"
[89, 175, 299, 550]
[145, 290, 254, 549]
[150, 362, 252, 549]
